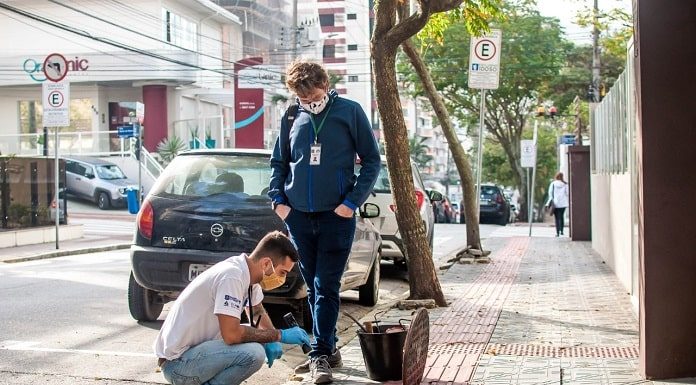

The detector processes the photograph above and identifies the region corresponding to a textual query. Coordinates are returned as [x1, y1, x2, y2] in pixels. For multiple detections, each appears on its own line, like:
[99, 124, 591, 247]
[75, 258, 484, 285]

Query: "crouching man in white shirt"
[154, 230, 310, 385]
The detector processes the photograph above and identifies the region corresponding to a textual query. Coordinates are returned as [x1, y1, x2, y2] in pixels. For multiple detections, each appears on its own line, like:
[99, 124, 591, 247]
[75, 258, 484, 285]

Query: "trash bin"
[357, 324, 407, 381]
[126, 187, 139, 214]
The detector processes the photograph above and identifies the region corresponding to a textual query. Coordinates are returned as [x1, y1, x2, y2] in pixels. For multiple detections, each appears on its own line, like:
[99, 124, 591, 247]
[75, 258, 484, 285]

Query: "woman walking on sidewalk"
[546, 172, 569, 236]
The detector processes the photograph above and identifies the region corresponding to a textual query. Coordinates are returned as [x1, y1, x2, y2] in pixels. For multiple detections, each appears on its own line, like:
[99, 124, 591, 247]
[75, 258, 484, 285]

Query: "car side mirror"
[428, 190, 443, 202]
[85, 173, 95, 179]
[359, 202, 381, 218]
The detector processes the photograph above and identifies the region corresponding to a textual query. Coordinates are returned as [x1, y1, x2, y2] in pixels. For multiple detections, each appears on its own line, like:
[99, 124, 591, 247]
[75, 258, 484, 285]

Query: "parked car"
[434, 195, 456, 223]
[359, 157, 441, 267]
[128, 149, 382, 327]
[64, 156, 137, 210]
[459, 184, 510, 226]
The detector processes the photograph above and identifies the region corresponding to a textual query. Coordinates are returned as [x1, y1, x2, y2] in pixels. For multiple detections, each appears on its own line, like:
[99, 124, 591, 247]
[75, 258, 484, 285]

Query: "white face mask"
[300, 93, 329, 114]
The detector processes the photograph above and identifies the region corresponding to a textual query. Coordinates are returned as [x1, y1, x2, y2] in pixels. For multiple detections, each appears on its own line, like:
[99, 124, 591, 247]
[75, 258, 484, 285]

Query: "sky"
[536, 0, 632, 45]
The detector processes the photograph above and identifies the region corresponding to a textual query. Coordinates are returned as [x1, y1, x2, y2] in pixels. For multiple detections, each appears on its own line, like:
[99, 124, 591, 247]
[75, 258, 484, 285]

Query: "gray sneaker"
[309, 356, 333, 384]
[294, 349, 342, 374]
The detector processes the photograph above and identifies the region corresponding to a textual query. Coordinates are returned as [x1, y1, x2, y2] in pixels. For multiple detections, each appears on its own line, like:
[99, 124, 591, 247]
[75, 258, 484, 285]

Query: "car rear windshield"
[151, 154, 271, 199]
[480, 186, 500, 196]
[355, 163, 390, 193]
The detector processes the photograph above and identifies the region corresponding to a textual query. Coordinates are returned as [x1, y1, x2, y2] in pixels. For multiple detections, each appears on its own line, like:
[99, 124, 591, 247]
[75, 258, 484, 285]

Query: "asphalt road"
[0, 223, 498, 385]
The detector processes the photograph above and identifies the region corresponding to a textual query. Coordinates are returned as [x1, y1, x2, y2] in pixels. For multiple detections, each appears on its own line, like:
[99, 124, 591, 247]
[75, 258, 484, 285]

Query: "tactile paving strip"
[428, 343, 639, 359]
[402, 308, 430, 385]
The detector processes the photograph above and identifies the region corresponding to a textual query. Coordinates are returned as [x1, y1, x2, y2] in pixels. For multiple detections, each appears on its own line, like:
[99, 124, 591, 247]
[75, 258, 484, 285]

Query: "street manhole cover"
[402, 308, 429, 385]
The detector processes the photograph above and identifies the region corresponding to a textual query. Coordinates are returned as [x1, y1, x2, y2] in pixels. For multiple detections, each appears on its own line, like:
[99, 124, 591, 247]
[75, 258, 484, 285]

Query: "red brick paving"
[422, 237, 530, 384]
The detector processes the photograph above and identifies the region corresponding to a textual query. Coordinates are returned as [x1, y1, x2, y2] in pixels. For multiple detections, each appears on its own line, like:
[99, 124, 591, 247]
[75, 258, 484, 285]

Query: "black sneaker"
[309, 356, 333, 384]
[294, 349, 342, 374]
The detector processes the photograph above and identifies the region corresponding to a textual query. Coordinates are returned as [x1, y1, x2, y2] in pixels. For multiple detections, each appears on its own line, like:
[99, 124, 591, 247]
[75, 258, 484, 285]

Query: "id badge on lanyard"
[310, 143, 322, 166]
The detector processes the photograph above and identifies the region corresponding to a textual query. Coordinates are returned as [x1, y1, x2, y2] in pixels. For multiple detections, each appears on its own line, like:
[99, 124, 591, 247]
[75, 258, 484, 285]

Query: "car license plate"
[189, 264, 212, 281]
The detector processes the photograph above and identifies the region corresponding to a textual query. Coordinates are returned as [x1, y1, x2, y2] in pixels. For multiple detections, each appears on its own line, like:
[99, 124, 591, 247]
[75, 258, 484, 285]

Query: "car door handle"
[75, 177, 81, 181]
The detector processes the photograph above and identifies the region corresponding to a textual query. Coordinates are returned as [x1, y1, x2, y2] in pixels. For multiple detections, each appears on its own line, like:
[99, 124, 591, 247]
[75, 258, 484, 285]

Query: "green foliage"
[481, 140, 515, 186]
[400, 2, 568, 195]
[408, 135, 433, 168]
[157, 136, 187, 165]
[419, 0, 507, 43]
[329, 73, 343, 89]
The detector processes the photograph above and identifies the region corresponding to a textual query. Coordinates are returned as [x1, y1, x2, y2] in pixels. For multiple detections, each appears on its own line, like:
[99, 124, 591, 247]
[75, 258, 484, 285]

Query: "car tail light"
[388, 190, 426, 213]
[496, 194, 505, 204]
[137, 200, 154, 239]
[415, 190, 425, 209]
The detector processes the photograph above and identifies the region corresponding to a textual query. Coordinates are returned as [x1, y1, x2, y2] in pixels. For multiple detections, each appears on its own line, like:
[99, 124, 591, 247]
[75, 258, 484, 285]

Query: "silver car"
[64, 156, 137, 210]
[359, 157, 441, 266]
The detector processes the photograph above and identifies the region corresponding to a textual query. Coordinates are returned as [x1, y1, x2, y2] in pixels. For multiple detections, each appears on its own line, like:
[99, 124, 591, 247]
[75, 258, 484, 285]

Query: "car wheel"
[498, 214, 508, 226]
[460, 213, 466, 224]
[128, 272, 163, 322]
[97, 192, 111, 210]
[359, 254, 380, 306]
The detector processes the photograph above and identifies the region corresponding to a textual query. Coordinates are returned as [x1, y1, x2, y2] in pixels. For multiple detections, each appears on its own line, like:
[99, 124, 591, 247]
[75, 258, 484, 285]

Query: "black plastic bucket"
[357, 324, 407, 381]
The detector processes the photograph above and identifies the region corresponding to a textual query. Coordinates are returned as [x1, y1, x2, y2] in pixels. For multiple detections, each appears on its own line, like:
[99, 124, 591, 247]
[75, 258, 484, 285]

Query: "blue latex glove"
[264, 342, 283, 368]
[280, 326, 311, 346]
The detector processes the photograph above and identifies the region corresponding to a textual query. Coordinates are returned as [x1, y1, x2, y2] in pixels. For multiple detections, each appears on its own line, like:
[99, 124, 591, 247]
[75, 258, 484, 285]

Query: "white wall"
[591, 173, 634, 294]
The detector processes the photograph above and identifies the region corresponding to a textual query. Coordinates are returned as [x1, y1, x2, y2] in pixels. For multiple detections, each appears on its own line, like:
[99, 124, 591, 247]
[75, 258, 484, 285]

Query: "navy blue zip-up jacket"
[269, 90, 380, 213]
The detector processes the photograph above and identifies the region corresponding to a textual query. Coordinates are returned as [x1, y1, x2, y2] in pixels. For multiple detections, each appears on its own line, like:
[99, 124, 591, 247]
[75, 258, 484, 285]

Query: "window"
[347, 13, 357, 20]
[348, 44, 358, 51]
[319, 14, 335, 27]
[18, 99, 93, 134]
[323, 45, 336, 58]
[348, 75, 358, 82]
[163, 8, 198, 50]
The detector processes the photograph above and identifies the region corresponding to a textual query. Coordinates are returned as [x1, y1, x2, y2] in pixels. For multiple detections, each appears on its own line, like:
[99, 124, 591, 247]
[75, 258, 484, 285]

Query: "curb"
[2, 243, 132, 264]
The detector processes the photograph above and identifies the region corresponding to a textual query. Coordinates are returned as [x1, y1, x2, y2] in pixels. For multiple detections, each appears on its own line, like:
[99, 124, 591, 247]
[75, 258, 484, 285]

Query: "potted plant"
[157, 135, 187, 167]
[189, 127, 201, 149]
[205, 127, 216, 149]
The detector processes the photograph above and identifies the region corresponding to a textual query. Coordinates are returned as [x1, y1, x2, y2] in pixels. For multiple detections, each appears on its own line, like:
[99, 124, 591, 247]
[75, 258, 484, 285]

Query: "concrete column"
[634, 0, 696, 379]
[142, 85, 168, 152]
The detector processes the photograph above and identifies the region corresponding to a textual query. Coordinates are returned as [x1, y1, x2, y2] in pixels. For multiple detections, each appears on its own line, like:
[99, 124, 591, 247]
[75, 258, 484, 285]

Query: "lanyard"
[309, 102, 332, 144]
[248, 286, 259, 328]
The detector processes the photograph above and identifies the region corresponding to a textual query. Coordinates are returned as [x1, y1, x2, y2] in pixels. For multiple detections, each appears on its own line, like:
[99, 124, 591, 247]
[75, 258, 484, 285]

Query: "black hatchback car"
[459, 184, 510, 226]
[128, 149, 382, 325]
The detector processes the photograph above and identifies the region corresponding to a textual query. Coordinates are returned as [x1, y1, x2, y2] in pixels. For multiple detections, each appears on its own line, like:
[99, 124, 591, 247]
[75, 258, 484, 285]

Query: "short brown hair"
[285, 60, 329, 96]
[251, 231, 299, 263]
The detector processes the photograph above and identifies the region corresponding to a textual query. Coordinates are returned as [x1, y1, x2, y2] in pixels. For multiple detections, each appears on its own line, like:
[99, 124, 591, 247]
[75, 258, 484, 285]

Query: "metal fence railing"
[591, 42, 635, 174]
[0, 130, 134, 158]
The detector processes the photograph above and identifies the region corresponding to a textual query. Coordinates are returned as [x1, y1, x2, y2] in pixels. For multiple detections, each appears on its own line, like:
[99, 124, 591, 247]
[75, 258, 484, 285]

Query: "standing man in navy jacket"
[268, 60, 380, 384]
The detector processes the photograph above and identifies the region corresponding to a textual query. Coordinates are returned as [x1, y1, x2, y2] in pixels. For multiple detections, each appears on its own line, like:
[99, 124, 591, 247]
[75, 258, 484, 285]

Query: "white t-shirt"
[154, 254, 264, 360]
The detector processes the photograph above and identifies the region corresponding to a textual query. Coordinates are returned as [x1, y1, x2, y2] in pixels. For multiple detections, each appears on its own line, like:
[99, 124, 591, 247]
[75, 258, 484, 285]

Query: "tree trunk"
[372, 31, 446, 307]
[402, 39, 481, 250]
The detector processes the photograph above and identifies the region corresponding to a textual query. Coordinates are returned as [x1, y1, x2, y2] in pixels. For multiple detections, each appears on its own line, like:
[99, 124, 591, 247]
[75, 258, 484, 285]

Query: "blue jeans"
[161, 340, 265, 385]
[285, 210, 356, 357]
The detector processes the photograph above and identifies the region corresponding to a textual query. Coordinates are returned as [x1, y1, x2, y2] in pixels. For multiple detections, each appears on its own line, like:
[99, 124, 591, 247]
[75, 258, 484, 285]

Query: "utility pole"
[591, 0, 601, 103]
[291, 0, 298, 59]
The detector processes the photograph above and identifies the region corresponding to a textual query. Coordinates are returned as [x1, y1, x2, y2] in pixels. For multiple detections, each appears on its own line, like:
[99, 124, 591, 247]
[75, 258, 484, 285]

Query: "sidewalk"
[288, 232, 689, 385]
[0, 233, 131, 263]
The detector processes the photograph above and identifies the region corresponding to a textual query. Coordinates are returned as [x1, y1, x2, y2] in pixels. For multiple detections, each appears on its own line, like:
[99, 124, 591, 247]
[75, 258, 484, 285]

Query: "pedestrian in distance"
[154, 231, 311, 385]
[546, 172, 569, 237]
[269, 60, 380, 384]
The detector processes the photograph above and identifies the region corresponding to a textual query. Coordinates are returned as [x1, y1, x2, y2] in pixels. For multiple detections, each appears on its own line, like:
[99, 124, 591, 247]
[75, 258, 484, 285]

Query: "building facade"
[0, 0, 244, 155]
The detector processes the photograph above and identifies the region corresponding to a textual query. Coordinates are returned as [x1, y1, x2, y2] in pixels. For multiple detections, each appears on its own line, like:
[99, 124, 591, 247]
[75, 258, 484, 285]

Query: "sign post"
[521, 138, 537, 236]
[42, 53, 70, 249]
[469, 29, 502, 215]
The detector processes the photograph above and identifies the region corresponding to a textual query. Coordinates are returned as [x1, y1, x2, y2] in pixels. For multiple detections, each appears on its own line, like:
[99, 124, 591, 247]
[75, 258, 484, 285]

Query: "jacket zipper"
[338, 171, 344, 198]
[308, 124, 314, 212]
